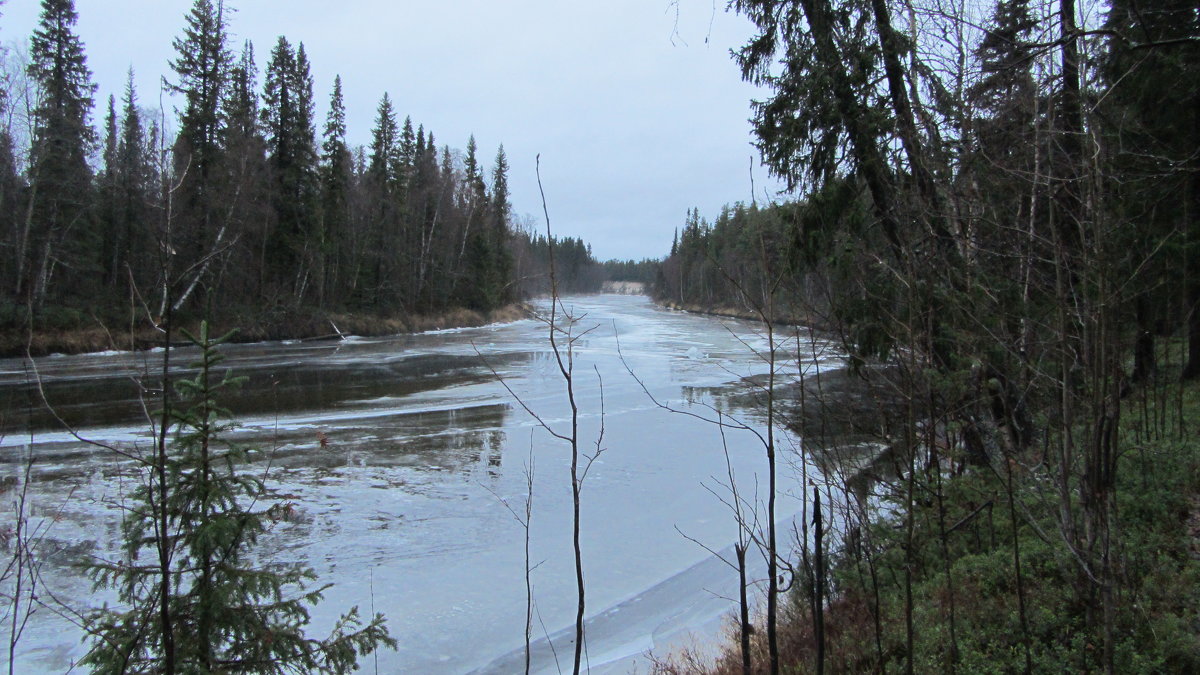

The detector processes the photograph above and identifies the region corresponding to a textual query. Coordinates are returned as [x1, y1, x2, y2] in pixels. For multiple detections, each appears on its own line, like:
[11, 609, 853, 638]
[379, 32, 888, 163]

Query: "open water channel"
[0, 294, 844, 674]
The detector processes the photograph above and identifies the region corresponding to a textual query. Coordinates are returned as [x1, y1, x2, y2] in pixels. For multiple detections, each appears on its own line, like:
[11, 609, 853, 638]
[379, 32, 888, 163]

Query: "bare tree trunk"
[1183, 112, 1200, 380]
[735, 542, 752, 675]
[813, 487, 825, 675]
[156, 298, 177, 675]
[14, 183, 36, 300]
[764, 310, 780, 675]
[534, 156, 588, 675]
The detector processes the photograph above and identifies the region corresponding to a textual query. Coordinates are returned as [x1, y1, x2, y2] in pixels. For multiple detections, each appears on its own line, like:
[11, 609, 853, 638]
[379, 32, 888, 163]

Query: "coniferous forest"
[0, 0, 529, 355]
[649, 0, 1200, 672]
[4, 0, 1200, 673]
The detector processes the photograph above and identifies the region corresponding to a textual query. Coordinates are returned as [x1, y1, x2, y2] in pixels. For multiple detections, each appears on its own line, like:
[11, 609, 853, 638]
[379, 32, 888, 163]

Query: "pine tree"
[24, 0, 97, 307]
[84, 323, 394, 674]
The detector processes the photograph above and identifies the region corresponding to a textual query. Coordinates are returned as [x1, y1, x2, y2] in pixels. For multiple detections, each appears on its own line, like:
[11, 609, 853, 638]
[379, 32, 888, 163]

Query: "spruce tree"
[398, 116, 416, 184]
[114, 71, 155, 295]
[262, 37, 320, 295]
[169, 0, 232, 295]
[99, 94, 120, 288]
[320, 75, 352, 306]
[292, 43, 320, 300]
[359, 93, 400, 308]
[84, 323, 394, 674]
[225, 41, 262, 145]
[222, 39, 272, 300]
[460, 142, 514, 310]
[368, 94, 398, 187]
[488, 144, 514, 305]
[462, 134, 484, 201]
[24, 0, 97, 307]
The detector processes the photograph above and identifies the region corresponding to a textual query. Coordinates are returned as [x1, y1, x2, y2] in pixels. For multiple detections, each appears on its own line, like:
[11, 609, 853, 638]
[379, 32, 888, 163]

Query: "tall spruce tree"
[460, 143, 514, 310]
[84, 324, 394, 674]
[24, 0, 96, 307]
[359, 93, 400, 308]
[113, 71, 155, 295]
[398, 116, 416, 187]
[98, 94, 120, 289]
[320, 75, 352, 306]
[368, 94, 399, 186]
[169, 0, 232, 305]
[222, 39, 272, 298]
[262, 37, 319, 299]
[488, 144, 513, 304]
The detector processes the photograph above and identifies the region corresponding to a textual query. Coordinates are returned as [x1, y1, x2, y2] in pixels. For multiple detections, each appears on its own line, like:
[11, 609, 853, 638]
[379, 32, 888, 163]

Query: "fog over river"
[0, 295, 844, 674]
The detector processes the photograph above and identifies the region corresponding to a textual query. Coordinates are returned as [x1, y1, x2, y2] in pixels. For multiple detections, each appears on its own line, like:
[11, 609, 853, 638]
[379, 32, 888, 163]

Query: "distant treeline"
[655, 204, 815, 317]
[601, 257, 658, 285]
[515, 232, 659, 295]
[0, 0, 520, 338]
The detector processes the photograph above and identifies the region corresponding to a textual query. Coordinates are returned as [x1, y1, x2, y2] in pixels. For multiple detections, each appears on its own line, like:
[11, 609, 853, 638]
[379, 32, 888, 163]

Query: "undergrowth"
[654, 361, 1200, 674]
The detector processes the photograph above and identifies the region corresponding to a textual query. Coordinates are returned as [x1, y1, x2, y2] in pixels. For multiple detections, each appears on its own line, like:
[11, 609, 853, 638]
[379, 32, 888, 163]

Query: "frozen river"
[0, 294, 843, 674]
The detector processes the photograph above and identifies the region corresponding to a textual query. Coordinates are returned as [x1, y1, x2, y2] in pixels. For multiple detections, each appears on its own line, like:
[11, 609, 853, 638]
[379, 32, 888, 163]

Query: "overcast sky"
[3, 0, 784, 261]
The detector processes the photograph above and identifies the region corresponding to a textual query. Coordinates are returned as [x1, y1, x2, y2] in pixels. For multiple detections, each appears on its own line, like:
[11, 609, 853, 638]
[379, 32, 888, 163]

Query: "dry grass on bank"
[0, 303, 533, 358]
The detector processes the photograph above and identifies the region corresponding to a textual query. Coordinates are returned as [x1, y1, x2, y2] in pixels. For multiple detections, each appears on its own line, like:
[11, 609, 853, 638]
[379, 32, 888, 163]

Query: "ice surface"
[0, 295, 841, 673]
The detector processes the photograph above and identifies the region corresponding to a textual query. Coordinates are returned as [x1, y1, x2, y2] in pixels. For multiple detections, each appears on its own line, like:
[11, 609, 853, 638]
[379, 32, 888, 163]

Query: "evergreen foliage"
[262, 37, 319, 292]
[83, 323, 394, 674]
[653, 0, 1200, 672]
[0, 1, 531, 350]
[319, 75, 352, 305]
[24, 0, 97, 307]
[515, 234, 601, 295]
[168, 0, 231, 272]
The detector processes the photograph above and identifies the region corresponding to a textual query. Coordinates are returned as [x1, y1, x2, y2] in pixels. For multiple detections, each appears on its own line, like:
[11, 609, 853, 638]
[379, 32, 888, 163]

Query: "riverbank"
[655, 298, 831, 332]
[0, 303, 532, 358]
[653, 356, 1200, 673]
[651, 296, 1200, 673]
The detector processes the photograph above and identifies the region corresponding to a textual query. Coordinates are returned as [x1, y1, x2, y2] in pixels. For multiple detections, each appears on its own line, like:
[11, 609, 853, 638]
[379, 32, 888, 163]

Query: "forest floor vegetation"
[653, 345, 1200, 674]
